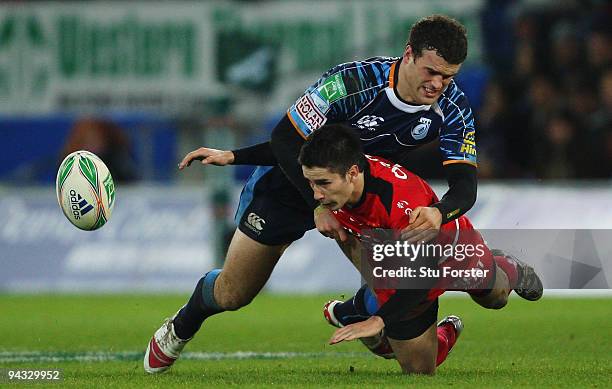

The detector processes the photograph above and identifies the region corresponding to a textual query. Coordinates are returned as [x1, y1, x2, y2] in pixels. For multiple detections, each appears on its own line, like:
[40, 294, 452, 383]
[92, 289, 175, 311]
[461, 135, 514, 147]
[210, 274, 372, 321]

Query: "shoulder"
[318, 57, 399, 90]
[438, 80, 471, 110]
[324, 57, 399, 76]
[436, 81, 476, 132]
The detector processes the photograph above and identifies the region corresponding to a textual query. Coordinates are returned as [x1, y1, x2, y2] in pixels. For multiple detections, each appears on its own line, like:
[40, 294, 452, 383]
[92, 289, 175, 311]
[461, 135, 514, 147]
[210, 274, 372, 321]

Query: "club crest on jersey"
[411, 117, 432, 140]
[356, 115, 385, 130]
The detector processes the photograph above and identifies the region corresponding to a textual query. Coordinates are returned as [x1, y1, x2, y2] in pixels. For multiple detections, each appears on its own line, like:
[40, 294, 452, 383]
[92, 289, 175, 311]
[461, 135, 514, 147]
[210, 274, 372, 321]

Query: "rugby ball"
[56, 150, 115, 231]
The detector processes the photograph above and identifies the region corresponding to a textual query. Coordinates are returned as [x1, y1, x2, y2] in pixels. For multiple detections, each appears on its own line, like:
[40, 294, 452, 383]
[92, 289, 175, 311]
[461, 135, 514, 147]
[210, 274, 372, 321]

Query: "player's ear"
[403, 45, 413, 63]
[347, 165, 359, 181]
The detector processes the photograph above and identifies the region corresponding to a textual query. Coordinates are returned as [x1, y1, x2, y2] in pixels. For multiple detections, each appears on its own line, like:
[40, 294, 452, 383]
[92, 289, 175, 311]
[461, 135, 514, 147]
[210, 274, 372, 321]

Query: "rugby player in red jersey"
[144, 15, 509, 374]
[298, 124, 543, 375]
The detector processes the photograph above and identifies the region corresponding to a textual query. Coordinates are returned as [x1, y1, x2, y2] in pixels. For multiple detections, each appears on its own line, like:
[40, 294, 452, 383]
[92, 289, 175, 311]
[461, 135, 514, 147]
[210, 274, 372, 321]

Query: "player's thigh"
[221, 228, 288, 289]
[219, 166, 313, 307]
[214, 229, 289, 307]
[388, 323, 438, 375]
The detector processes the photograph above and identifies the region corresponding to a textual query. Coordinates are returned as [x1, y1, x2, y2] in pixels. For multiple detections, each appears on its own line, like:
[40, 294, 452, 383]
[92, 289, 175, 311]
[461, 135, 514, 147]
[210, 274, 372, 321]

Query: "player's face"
[302, 165, 357, 210]
[399, 46, 461, 105]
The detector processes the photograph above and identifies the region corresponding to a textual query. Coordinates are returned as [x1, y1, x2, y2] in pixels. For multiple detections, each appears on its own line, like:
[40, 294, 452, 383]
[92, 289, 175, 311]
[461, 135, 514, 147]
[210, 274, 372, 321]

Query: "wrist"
[430, 206, 442, 219]
[431, 203, 449, 224]
[370, 315, 385, 328]
[227, 151, 235, 164]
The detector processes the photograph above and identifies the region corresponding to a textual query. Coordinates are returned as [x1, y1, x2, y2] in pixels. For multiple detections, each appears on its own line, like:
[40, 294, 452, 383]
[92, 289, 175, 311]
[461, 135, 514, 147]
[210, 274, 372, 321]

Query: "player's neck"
[395, 60, 418, 104]
[346, 174, 365, 207]
[395, 60, 428, 105]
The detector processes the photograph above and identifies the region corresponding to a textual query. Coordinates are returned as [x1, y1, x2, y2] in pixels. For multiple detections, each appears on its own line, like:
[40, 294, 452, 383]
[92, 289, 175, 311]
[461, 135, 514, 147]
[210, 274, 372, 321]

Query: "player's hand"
[178, 147, 235, 169]
[314, 205, 348, 242]
[400, 206, 442, 243]
[329, 316, 385, 345]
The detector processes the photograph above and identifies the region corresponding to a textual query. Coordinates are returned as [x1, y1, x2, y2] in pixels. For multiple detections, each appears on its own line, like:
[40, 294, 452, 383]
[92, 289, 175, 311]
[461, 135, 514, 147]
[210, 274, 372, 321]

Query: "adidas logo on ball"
[69, 189, 94, 220]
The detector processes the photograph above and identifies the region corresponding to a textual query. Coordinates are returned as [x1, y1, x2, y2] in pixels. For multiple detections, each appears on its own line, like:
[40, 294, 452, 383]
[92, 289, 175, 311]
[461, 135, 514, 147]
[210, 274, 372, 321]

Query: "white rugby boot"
[144, 314, 191, 374]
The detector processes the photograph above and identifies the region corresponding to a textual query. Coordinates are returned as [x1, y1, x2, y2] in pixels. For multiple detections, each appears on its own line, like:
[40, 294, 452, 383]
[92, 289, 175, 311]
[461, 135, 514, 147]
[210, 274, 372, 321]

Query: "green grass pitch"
[1, 293, 610, 388]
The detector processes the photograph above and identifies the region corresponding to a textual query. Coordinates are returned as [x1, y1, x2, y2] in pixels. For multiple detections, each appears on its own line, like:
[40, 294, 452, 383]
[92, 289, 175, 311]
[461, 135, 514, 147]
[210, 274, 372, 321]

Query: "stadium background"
[1, 0, 610, 293]
[0, 1, 610, 386]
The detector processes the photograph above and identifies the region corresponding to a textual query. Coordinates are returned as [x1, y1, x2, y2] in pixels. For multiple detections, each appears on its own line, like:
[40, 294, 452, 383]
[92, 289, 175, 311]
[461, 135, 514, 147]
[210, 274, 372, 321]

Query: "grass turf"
[0, 293, 610, 388]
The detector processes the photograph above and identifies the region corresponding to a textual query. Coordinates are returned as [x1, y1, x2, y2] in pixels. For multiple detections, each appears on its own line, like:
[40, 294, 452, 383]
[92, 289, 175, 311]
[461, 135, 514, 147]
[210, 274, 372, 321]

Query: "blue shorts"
[235, 166, 315, 246]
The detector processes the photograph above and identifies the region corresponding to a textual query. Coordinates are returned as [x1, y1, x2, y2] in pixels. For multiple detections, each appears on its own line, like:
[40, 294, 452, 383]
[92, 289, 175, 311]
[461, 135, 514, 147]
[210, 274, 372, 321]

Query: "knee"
[399, 361, 436, 375]
[480, 290, 508, 310]
[397, 357, 436, 375]
[216, 293, 252, 311]
[213, 276, 254, 311]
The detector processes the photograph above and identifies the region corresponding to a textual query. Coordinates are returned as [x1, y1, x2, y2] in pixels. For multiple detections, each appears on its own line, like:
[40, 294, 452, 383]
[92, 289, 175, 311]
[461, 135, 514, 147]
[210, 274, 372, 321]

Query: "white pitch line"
[0, 351, 371, 364]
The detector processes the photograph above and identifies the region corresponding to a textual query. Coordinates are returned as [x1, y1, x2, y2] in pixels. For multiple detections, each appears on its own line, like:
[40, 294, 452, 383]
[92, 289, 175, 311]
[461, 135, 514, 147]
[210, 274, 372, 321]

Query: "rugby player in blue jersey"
[145, 15, 480, 374]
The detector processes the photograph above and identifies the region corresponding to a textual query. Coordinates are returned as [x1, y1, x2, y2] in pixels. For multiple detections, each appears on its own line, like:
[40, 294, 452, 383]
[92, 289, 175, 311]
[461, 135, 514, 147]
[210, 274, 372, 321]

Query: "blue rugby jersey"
[287, 57, 477, 166]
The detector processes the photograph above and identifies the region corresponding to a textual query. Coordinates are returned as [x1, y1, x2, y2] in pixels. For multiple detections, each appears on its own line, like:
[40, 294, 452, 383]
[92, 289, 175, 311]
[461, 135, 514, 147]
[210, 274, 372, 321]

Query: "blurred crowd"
[48, 1, 611, 182]
[477, 0, 611, 179]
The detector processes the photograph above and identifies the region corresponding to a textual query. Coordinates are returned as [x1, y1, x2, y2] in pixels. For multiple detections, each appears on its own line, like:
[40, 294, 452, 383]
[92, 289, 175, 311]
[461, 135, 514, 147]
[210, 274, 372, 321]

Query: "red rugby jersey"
[332, 155, 438, 236]
[332, 155, 443, 324]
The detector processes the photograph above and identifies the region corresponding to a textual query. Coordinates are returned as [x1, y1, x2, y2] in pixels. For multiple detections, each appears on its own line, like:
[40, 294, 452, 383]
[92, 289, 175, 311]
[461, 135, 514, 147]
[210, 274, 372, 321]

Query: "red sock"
[493, 255, 519, 289]
[436, 324, 457, 366]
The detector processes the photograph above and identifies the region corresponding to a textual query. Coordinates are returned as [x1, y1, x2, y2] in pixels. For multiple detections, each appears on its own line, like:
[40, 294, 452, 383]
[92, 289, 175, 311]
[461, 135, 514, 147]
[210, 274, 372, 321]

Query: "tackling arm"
[431, 163, 477, 224]
[269, 115, 318, 209]
[231, 141, 277, 165]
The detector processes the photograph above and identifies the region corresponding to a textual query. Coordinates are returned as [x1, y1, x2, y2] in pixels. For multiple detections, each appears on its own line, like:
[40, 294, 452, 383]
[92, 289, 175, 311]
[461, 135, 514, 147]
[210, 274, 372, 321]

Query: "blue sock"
[333, 285, 379, 326]
[173, 269, 224, 340]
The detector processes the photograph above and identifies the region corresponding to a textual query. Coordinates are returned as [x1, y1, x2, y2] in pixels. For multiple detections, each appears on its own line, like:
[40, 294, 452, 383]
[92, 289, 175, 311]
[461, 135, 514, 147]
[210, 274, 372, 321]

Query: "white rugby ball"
[56, 150, 115, 231]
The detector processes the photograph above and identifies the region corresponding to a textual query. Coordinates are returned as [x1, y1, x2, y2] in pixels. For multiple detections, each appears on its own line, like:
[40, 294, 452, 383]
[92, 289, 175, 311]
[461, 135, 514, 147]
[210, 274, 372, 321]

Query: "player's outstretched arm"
[329, 316, 385, 344]
[178, 147, 235, 169]
[178, 141, 278, 170]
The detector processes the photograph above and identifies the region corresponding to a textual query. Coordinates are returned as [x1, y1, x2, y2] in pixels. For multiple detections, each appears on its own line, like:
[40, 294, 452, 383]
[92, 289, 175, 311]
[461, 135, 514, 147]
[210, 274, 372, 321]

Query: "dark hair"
[408, 14, 467, 64]
[298, 124, 366, 175]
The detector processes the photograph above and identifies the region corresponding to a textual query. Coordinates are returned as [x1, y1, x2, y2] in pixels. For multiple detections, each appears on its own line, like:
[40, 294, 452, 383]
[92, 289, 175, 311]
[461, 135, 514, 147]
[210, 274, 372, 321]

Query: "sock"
[468, 260, 498, 297]
[332, 285, 373, 326]
[436, 323, 458, 366]
[493, 255, 519, 289]
[173, 269, 224, 340]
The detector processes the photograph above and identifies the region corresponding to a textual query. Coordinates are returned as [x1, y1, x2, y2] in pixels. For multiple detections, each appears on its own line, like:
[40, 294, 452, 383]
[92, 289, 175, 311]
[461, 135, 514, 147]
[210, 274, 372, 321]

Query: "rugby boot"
[437, 315, 463, 339]
[492, 249, 543, 301]
[144, 314, 191, 373]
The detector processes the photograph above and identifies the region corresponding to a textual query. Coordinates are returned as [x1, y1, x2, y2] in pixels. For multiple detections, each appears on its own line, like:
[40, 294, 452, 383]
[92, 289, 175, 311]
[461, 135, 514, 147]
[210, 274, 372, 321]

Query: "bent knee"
[397, 356, 436, 375]
[489, 297, 508, 310]
[399, 362, 436, 375]
[213, 277, 255, 311]
[481, 293, 508, 310]
[215, 290, 254, 311]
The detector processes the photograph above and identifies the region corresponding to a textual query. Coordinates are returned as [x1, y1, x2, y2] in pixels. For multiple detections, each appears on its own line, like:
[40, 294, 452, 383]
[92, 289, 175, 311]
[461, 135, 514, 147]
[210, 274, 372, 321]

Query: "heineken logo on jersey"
[460, 130, 477, 156]
[317, 73, 347, 104]
[411, 117, 432, 140]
